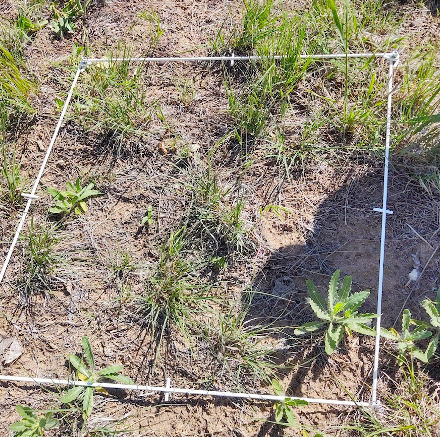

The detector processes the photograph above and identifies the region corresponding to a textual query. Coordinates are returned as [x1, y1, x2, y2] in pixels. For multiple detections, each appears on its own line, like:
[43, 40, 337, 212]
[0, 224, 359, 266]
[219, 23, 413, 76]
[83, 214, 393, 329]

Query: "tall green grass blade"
[81, 336, 95, 373]
[327, 0, 347, 50]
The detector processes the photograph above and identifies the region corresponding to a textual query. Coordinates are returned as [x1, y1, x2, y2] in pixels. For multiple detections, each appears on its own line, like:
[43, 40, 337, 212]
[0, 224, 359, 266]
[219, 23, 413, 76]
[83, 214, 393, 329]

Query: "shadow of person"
[248, 159, 440, 432]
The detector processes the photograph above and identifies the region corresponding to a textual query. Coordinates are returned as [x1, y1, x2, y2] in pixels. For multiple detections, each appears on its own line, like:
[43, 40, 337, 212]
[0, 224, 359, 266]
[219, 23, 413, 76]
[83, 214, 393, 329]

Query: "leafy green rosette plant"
[421, 287, 440, 341]
[380, 309, 435, 365]
[50, 0, 91, 38]
[61, 337, 133, 420]
[295, 270, 377, 354]
[10, 406, 58, 436]
[381, 289, 440, 365]
[47, 177, 101, 216]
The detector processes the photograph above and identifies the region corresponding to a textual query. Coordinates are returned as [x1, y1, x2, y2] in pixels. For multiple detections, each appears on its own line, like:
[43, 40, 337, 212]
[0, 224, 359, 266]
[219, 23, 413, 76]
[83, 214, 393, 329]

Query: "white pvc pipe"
[0, 51, 397, 410]
[83, 53, 392, 64]
[0, 375, 370, 407]
[0, 64, 84, 284]
[371, 53, 398, 404]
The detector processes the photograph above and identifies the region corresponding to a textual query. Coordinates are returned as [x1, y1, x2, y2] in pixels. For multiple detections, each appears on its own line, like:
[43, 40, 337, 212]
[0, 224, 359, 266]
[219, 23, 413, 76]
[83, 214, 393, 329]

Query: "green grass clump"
[394, 49, 440, 159]
[137, 228, 216, 354]
[184, 168, 251, 257]
[0, 143, 26, 206]
[211, 0, 437, 164]
[0, 43, 33, 131]
[350, 365, 440, 436]
[71, 55, 155, 157]
[224, 12, 312, 146]
[204, 301, 279, 385]
[17, 220, 60, 304]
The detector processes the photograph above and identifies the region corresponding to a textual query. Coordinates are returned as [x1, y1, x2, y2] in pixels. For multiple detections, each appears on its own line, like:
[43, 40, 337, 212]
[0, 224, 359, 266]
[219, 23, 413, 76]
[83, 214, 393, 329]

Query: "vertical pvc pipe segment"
[371, 53, 398, 405]
[0, 52, 399, 409]
[0, 64, 84, 284]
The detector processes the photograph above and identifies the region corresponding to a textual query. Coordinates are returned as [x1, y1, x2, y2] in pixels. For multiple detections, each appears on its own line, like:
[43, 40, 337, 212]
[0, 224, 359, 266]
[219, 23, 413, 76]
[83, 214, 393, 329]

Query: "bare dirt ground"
[0, 1, 440, 436]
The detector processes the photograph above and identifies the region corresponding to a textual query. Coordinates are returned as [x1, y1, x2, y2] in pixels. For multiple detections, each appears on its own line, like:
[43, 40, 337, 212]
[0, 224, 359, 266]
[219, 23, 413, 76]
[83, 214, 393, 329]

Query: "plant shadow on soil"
[246, 161, 440, 435]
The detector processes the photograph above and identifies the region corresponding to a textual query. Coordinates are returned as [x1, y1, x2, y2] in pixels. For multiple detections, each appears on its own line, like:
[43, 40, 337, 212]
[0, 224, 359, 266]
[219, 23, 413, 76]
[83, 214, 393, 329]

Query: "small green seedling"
[137, 11, 164, 48]
[50, 0, 90, 38]
[141, 205, 153, 227]
[259, 204, 291, 219]
[47, 177, 101, 216]
[272, 379, 308, 427]
[10, 405, 58, 436]
[381, 309, 436, 365]
[211, 255, 227, 270]
[295, 270, 377, 354]
[61, 336, 133, 420]
[16, 10, 48, 39]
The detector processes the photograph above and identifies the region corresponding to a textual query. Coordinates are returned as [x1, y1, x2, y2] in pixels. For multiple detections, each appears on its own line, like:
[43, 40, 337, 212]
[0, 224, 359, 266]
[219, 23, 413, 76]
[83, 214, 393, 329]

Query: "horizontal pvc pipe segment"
[0, 50, 395, 410]
[0, 375, 370, 407]
[84, 53, 393, 64]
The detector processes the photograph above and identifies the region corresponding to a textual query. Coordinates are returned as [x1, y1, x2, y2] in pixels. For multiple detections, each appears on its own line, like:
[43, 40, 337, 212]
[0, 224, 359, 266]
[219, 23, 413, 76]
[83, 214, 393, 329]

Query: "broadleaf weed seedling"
[61, 336, 134, 421]
[141, 205, 154, 227]
[380, 309, 435, 365]
[295, 270, 377, 354]
[380, 288, 440, 366]
[10, 405, 58, 436]
[47, 177, 102, 217]
[16, 7, 47, 41]
[272, 379, 308, 427]
[50, 0, 91, 38]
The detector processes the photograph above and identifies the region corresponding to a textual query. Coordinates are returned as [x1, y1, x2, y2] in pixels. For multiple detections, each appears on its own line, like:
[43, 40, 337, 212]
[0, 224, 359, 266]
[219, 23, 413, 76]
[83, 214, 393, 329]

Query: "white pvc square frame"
[0, 51, 400, 409]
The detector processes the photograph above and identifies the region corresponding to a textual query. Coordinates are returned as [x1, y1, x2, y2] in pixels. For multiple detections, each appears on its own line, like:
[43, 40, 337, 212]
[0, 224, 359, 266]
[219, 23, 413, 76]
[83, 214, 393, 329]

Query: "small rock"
[0, 336, 24, 366]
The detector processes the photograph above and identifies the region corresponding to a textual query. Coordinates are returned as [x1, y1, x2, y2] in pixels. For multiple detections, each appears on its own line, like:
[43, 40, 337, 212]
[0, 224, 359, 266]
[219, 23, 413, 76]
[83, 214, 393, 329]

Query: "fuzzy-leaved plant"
[61, 337, 133, 420]
[294, 270, 376, 354]
[421, 287, 440, 331]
